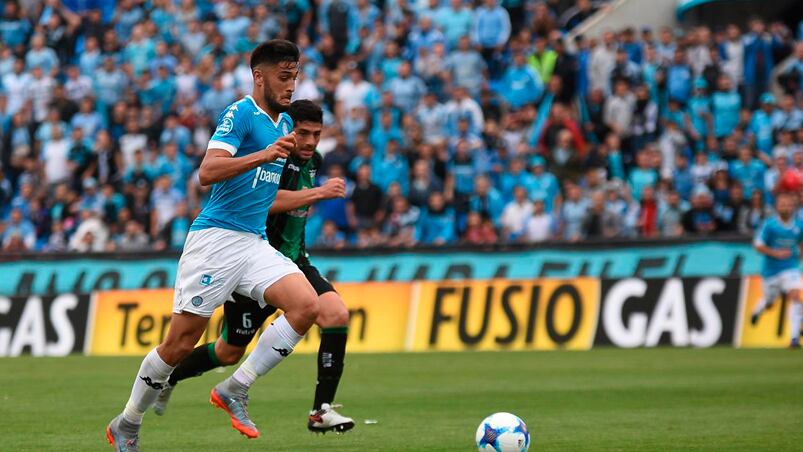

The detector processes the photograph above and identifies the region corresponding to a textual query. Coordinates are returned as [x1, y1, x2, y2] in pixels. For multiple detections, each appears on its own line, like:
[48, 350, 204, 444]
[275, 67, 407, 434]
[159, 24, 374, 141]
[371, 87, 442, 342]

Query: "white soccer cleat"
[307, 403, 355, 434]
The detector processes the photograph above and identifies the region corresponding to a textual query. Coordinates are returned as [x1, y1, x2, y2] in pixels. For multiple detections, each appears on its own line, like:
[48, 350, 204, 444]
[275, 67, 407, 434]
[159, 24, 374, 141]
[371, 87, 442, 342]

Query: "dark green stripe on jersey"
[266, 152, 322, 262]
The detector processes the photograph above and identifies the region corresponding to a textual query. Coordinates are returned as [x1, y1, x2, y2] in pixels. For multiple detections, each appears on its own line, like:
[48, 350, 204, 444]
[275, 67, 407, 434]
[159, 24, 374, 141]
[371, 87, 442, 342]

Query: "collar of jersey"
[245, 95, 281, 128]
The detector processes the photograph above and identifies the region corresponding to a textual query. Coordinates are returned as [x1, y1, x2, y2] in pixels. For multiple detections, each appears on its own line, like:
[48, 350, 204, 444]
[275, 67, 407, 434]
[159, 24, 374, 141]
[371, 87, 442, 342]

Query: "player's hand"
[774, 248, 792, 259]
[263, 133, 296, 162]
[317, 177, 346, 200]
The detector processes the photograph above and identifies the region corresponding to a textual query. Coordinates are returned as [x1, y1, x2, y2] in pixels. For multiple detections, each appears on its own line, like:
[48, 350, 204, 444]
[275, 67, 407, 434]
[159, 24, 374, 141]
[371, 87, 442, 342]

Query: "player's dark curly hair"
[288, 100, 323, 125]
[250, 39, 300, 70]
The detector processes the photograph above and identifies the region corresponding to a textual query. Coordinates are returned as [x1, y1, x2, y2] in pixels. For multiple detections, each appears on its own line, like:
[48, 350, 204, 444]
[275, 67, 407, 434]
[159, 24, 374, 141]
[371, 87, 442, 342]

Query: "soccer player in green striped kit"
[155, 100, 355, 434]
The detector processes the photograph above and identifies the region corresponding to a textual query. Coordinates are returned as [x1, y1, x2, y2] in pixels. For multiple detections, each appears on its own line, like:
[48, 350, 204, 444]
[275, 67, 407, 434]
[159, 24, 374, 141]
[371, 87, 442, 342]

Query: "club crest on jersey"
[216, 117, 234, 136]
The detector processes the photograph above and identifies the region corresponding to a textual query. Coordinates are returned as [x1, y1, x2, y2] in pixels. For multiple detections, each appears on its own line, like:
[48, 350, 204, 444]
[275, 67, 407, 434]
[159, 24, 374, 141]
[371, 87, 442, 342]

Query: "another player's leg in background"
[155, 298, 275, 415]
[154, 339, 246, 415]
[309, 291, 355, 433]
[212, 273, 318, 438]
[106, 312, 208, 451]
[789, 288, 802, 348]
[751, 279, 780, 325]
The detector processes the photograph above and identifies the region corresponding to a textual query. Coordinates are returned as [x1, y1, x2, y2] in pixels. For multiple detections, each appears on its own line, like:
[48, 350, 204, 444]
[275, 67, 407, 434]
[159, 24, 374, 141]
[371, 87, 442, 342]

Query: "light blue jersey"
[191, 95, 293, 238]
[754, 215, 803, 278]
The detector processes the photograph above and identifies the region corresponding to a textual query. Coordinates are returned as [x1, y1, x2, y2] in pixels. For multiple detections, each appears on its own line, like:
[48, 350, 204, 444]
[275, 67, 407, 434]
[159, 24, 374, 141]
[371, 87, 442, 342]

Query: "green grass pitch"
[1, 348, 802, 451]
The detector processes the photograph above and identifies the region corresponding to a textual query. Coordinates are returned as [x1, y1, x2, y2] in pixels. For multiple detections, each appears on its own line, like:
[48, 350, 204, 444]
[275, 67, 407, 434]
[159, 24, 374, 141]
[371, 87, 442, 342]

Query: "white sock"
[122, 348, 175, 425]
[791, 302, 803, 342]
[232, 315, 303, 388]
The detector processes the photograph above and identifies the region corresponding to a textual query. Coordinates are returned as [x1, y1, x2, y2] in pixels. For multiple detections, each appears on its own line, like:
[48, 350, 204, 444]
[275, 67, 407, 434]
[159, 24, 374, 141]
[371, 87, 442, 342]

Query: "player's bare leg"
[212, 273, 318, 438]
[308, 291, 355, 434]
[106, 313, 209, 451]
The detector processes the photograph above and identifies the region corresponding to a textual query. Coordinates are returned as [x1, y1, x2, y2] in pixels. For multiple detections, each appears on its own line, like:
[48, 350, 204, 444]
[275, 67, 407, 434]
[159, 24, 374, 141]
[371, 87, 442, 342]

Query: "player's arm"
[199, 135, 295, 186]
[754, 226, 791, 259]
[269, 177, 346, 213]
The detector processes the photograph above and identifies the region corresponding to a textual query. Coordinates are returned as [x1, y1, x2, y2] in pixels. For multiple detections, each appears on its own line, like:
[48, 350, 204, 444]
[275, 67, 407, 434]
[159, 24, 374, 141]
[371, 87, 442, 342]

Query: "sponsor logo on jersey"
[191, 296, 203, 307]
[252, 166, 281, 188]
[216, 117, 234, 136]
[288, 208, 309, 218]
[288, 163, 300, 172]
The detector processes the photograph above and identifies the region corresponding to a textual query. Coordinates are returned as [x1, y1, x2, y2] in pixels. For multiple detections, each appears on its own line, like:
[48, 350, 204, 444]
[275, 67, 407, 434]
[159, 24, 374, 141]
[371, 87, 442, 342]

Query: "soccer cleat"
[210, 387, 259, 439]
[751, 312, 760, 326]
[308, 403, 355, 434]
[105, 415, 139, 452]
[153, 383, 175, 416]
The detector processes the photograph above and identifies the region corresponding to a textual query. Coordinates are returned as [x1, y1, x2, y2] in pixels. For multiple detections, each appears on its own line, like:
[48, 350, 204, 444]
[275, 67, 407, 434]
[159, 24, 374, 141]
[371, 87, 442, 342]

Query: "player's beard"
[264, 87, 290, 113]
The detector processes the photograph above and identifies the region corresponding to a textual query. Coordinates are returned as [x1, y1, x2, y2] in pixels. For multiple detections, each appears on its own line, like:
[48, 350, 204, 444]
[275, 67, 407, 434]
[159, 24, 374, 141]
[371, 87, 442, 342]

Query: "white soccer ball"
[475, 412, 531, 451]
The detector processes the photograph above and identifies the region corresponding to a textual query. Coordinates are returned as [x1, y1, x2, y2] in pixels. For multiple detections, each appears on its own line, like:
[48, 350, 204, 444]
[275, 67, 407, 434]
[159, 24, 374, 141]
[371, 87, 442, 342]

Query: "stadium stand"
[0, 0, 801, 252]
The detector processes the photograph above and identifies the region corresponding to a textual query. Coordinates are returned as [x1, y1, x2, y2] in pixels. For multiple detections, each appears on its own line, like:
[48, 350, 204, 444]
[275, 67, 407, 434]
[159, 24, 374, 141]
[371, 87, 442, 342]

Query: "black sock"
[313, 327, 348, 410]
[167, 342, 220, 387]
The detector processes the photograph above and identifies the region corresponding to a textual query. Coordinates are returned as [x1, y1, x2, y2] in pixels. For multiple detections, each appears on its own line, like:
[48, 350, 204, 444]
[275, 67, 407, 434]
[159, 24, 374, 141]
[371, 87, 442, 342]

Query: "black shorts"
[220, 259, 335, 347]
[296, 255, 336, 296]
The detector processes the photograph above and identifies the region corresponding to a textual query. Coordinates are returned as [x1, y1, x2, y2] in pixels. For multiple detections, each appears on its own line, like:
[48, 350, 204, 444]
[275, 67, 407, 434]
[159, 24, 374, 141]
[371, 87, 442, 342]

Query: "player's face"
[777, 195, 795, 220]
[293, 121, 322, 161]
[255, 61, 298, 113]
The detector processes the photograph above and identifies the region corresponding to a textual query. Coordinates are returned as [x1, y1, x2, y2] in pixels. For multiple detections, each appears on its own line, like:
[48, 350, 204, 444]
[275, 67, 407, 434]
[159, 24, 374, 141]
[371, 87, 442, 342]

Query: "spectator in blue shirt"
[124, 25, 156, 76]
[472, 0, 511, 79]
[525, 156, 560, 212]
[435, 0, 473, 49]
[25, 34, 59, 74]
[500, 52, 543, 110]
[94, 57, 128, 108]
[771, 94, 803, 132]
[155, 142, 193, 193]
[218, 3, 251, 52]
[0, 2, 31, 49]
[3, 207, 36, 250]
[159, 115, 191, 154]
[369, 110, 404, 158]
[444, 36, 487, 98]
[729, 146, 766, 197]
[418, 192, 456, 245]
[372, 139, 410, 195]
[200, 76, 236, 119]
[561, 183, 589, 242]
[666, 49, 692, 104]
[628, 151, 658, 201]
[750, 93, 777, 155]
[472, 0, 511, 50]
[408, 16, 445, 56]
[469, 175, 504, 227]
[388, 61, 427, 112]
[711, 74, 741, 138]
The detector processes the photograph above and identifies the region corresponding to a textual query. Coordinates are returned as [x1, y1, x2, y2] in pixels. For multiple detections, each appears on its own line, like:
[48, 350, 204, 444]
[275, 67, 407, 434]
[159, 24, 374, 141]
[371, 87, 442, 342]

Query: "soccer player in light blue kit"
[751, 191, 803, 348]
[106, 40, 321, 451]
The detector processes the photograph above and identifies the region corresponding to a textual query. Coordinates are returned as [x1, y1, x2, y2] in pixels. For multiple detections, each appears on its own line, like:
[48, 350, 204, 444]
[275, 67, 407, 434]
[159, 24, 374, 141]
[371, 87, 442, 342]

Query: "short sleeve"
[754, 221, 769, 247]
[207, 102, 250, 156]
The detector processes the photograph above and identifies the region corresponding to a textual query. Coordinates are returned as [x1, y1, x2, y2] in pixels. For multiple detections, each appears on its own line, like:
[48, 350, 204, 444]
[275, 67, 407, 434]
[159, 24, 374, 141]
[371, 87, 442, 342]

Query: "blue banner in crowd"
[0, 239, 759, 297]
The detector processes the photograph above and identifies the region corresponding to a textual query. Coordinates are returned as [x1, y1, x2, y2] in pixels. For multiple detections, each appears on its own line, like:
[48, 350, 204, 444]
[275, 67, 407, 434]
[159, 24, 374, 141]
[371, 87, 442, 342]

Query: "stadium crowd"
[0, 0, 802, 252]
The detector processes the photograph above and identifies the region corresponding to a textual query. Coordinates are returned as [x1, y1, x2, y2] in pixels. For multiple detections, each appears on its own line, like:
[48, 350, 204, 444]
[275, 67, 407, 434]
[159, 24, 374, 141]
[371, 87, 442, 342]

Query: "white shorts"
[173, 227, 302, 317]
[764, 269, 803, 295]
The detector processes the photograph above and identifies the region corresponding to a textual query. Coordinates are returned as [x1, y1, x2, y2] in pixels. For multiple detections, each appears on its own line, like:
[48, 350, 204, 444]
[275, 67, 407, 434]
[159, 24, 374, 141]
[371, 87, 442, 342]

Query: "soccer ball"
[475, 412, 530, 451]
